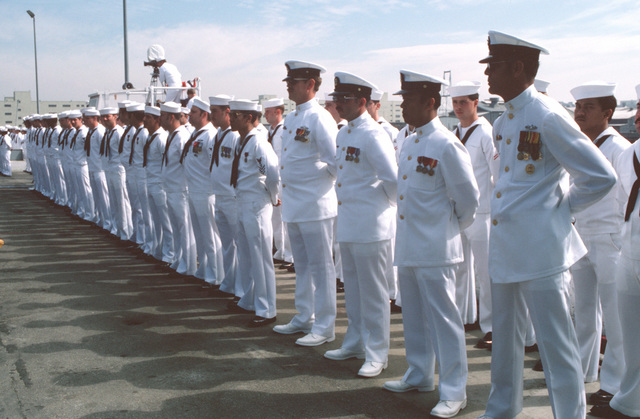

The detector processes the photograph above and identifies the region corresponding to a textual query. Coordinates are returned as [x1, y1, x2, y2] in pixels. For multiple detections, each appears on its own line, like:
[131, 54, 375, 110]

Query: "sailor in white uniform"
[476, 31, 616, 419]
[146, 45, 182, 104]
[322, 72, 397, 378]
[383, 70, 479, 419]
[0, 127, 11, 177]
[272, 61, 339, 347]
[69, 110, 95, 222]
[569, 81, 629, 405]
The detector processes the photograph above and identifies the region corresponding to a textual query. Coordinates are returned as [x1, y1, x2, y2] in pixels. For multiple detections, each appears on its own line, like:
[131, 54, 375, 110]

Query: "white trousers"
[48, 157, 67, 205]
[147, 183, 174, 262]
[74, 165, 95, 221]
[215, 195, 241, 296]
[0, 148, 10, 176]
[340, 240, 392, 363]
[106, 165, 133, 241]
[272, 204, 293, 263]
[398, 265, 467, 401]
[189, 193, 224, 284]
[571, 232, 624, 391]
[89, 170, 111, 230]
[485, 272, 585, 419]
[134, 168, 154, 253]
[610, 254, 640, 417]
[236, 199, 276, 319]
[125, 167, 143, 244]
[166, 190, 196, 275]
[286, 218, 337, 338]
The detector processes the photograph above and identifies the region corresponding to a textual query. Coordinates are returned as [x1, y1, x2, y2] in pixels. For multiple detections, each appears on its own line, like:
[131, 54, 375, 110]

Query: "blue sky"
[3, 0, 640, 104]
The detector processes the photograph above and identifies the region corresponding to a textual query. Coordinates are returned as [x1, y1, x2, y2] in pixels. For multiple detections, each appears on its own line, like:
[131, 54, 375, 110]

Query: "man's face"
[484, 60, 511, 98]
[229, 111, 247, 132]
[60, 118, 70, 129]
[401, 93, 425, 127]
[101, 114, 117, 129]
[452, 96, 477, 121]
[335, 96, 361, 122]
[143, 113, 157, 130]
[118, 110, 129, 125]
[574, 98, 608, 133]
[264, 108, 280, 125]
[209, 106, 226, 127]
[286, 78, 308, 104]
[189, 106, 206, 127]
[69, 118, 81, 129]
[160, 112, 171, 130]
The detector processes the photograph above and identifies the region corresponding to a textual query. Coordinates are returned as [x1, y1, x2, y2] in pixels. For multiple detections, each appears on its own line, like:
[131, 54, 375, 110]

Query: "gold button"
[282, 184, 286, 188]
[295, 113, 298, 116]
[415, 138, 419, 143]
[347, 129, 351, 134]
[284, 147, 287, 151]
[506, 138, 511, 144]
[402, 175, 407, 180]
[280, 165, 284, 169]
[289, 130, 292, 134]
[339, 165, 343, 169]
[418, 130, 423, 135]
[399, 195, 404, 200]
[496, 135, 502, 141]
[337, 183, 341, 187]
[338, 201, 342, 205]
[505, 166, 510, 172]
[399, 215, 405, 220]
[342, 147, 345, 151]
[508, 113, 514, 119]
[496, 192, 501, 198]
[492, 219, 498, 226]
[408, 156, 412, 160]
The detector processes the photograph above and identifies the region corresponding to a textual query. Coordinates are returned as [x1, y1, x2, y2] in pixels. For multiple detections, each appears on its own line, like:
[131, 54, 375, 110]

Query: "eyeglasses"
[486, 60, 511, 70]
[230, 112, 248, 119]
[334, 96, 358, 103]
[284, 78, 309, 84]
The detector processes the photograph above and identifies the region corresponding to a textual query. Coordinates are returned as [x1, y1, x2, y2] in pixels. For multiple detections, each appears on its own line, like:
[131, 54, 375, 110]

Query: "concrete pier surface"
[0, 161, 599, 418]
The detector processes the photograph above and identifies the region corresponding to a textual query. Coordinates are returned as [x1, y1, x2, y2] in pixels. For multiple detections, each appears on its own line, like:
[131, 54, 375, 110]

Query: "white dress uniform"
[210, 126, 242, 296]
[268, 121, 294, 264]
[86, 124, 111, 230]
[47, 125, 67, 205]
[279, 97, 339, 338]
[105, 125, 133, 241]
[453, 116, 499, 328]
[0, 131, 11, 176]
[233, 126, 280, 319]
[70, 125, 95, 221]
[485, 85, 616, 419]
[182, 122, 224, 284]
[571, 126, 628, 390]
[144, 126, 173, 262]
[121, 124, 142, 245]
[130, 124, 155, 253]
[335, 110, 398, 365]
[59, 126, 75, 209]
[395, 116, 479, 402]
[162, 124, 196, 275]
[606, 137, 640, 418]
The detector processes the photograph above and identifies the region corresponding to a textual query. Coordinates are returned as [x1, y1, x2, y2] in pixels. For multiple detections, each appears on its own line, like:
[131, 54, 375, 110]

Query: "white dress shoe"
[430, 399, 467, 418]
[272, 322, 310, 335]
[383, 380, 434, 393]
[323, 347, 366, 361]
[357, 360, 388, 377]
[295, 333, 334, 347]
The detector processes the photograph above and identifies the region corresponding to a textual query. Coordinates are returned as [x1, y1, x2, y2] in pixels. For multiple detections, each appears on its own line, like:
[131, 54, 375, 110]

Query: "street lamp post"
[26, 10, 40, 114]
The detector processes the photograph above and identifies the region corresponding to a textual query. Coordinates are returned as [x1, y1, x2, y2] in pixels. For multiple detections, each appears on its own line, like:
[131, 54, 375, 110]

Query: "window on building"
[4, 104, 11, 107]
[63, 104, 71, 108]
[4, 112, 12, 116]
[5, 120, 11, 124]
[48, 104, 57, 108]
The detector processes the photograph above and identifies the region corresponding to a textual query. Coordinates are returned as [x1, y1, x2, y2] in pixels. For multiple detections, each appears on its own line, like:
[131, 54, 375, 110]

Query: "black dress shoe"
[227, 299, 253, 314]
[464, 321, 480, 332]
[278, 262, 293, 270]
[390, 299, 402, 313]
[475, 332, 492, 349]
[524, 343, 539, 353]
[287, 264, 296, 273]
[589, 389, 614, 405]
[532, 359, 543, 371]
[590, 404, 638, 419]
[336, 278, 344, 293]
[248, 316, 276, 327]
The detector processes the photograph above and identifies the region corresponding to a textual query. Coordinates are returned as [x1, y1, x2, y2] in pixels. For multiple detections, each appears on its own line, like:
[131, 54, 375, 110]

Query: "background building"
[1, 91, 87, 127]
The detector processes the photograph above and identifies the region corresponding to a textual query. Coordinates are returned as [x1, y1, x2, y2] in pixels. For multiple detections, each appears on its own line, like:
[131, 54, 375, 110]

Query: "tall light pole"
[122, 0, 134, 89]
[26, 10, 40, 114]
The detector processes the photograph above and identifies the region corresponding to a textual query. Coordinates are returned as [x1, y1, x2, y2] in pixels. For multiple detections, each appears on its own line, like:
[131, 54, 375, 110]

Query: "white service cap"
[394, 70, 448, 95]
[479, 30, 549, 64]
[331, 71, 378, 99]
[570, 81, 616, 101]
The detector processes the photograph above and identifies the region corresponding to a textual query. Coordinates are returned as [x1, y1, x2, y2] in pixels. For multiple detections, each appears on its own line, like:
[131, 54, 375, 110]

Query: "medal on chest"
[345, 146, 360, 163]
[416, 156, 437, 176]
[295, 126, 310, 143]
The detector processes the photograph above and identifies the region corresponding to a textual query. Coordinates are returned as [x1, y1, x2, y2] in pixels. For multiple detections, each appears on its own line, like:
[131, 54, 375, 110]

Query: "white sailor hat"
[371, 89, 384, 101]
[635, 84, 640, 101]
[191, 98, 210, 113]
[144, 106, 161, 116]
[229, 100, 260, 112]
[262, 98, 284, 109]
[394, 70, 448, 95]
[126, 103, 145, 113]
[570, 81, 616, 101]
[479, 30, 549, 64]
[58, 111, 69, 119]
[209, 95, 234, 106]
[331, 72, 378, 99]
[0, 127, 6, 132]
[99, 107, 118, 115]
[32, 114, 42, 120]
[147, 44, 165, 62]
[160, 102, 182, 114]
[449, 81, 481, 98]
[68, 110, 83, 119]
[43, 113, 57, 119]
[84, 109, 100, 117]
[117, 100, 132, 109]
[181, 107, 190, 114]
[534, 79, 550, 93]
[283, 60, 326, 81]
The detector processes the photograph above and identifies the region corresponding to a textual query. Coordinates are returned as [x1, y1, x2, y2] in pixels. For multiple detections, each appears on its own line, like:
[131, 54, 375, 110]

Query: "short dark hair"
[467, 93, 479, 101]
[311, 76, 322, 92]
[597, 96, 617, 122]
[420, 91, 441, 109]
